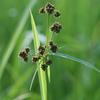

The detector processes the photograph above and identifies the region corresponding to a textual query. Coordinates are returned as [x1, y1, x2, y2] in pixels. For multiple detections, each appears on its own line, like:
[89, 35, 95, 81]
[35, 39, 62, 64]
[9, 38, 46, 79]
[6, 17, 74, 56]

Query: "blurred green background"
[0, 0, 100, 100]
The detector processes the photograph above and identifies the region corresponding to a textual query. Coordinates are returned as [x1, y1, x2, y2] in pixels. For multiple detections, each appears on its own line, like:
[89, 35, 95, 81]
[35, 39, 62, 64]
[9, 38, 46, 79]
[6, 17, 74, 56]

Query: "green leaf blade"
[53, 52, 100, 73]
[30, 11, 47, 100]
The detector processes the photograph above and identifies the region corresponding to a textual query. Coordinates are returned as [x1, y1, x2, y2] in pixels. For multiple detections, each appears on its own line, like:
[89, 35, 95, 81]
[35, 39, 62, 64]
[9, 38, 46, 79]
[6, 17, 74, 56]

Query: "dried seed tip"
[32, 56, 39, 62]
[54, 10, 61, 17]
[41, 64, 48, 71]
[38, 46, 45, 55]
[39, 7, 45, 14]
[50, 22, 62, 33]
[25, 48, 30, 54]
[45, 3, 55, 14]
[46, 60, 52, 65]
[50, 44, 58, 53]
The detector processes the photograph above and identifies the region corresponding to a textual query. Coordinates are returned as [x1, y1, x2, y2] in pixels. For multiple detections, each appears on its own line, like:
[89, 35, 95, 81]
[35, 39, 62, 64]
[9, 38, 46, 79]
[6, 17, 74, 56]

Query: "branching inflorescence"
[19, 2, 62, 71]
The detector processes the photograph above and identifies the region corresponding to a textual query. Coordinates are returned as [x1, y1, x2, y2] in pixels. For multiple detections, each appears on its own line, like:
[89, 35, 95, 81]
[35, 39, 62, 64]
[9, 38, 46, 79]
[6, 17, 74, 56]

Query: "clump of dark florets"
[39, 2, 61, 17]
[19, 47, 30, 62]
[38, 45, 45, 55]
[19, 51, 28, 62]
[25, 47, 30, 54]
[45, 3, 55, 14]
[50, 22, 62, 33]
[49, 41, 58, 53]
[54, 10, 61, 17]
[31, 45, 45, 64]
[32, 56, 40, 62]
[50, 44, 58, 53]
[41, 64, 48, 71]
[41, 59, 52, 71]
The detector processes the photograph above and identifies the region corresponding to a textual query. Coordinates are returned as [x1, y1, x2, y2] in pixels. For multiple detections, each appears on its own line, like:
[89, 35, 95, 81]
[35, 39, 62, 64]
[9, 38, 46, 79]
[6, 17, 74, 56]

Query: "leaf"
[29, 67, 38, 91]
[30, 10, 47, 100]
[52, 52, 100, 73]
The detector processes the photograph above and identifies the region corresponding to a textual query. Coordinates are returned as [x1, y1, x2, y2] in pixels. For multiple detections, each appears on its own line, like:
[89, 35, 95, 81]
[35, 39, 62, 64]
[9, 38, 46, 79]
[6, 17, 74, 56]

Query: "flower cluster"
[38, 2, 62, 70]
[19, 41, 58, 71]
[32, 42, 57, 71]
[39, 2, 62, 34]
[19, 48, 30, 62]
[50, 22, 62, 33]
[49, 41, 58, 53]
[39, 3, 61, 17]
[39, 3, 55, 15]
[19, 2, 62, 71]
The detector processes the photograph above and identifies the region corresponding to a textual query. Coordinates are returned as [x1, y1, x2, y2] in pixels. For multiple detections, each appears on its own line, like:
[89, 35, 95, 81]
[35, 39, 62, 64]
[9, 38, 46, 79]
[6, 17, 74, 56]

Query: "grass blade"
[29, 67, 38, 91]
[30, 11, 47, 100]
[52, 52, 100, 73]
[0, 0, 37, 80]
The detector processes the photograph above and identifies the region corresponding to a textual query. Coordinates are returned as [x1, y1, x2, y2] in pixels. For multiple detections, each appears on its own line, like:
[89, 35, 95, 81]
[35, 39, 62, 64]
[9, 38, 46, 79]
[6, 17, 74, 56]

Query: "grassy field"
[0, 0, 100, 100]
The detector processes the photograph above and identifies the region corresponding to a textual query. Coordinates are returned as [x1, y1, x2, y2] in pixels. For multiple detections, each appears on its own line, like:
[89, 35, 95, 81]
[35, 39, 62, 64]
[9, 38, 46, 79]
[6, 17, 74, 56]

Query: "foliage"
[0, 0, 100, 100]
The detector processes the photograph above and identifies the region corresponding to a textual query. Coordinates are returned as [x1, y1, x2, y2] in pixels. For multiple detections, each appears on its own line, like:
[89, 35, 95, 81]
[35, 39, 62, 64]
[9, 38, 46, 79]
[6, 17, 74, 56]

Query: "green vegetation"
[0, 0, 100, 100]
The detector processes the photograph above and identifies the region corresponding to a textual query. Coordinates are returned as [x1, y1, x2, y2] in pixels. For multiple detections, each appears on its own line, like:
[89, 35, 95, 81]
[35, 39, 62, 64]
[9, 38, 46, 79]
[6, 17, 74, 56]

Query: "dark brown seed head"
[39, 7, 45, 14]
[41, 64, 48, 71]
[54, 10, 61, 17]
[38, 46, 45, 55]
[25, 48, 30, 54]
[50, 44, 58, 53]
[19, 51, 27, 58]
[46, 60, 52, 65]
[19, 51, 28, 62]
[32, 56, 39, 62]
[45, 3, 55, 14]
[38, 46, 45, 51]
[50, 22, 62, 33]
